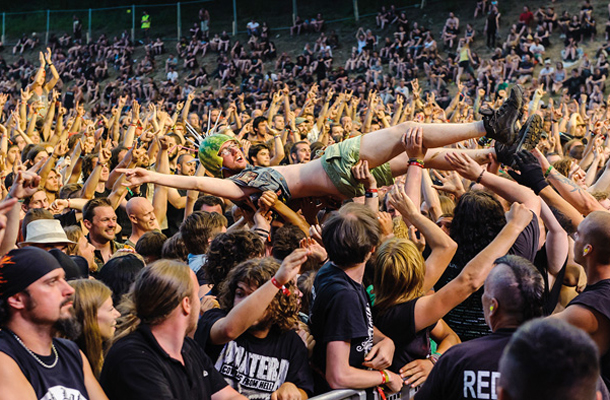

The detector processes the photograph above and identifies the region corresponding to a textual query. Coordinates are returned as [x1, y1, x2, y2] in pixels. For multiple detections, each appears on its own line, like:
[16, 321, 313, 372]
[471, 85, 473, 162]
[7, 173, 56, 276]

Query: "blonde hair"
[64, 225, 83, 257]
[373, 238, 426, 314]
[70, 279, 113, 378]
[114, 260, 193, 342]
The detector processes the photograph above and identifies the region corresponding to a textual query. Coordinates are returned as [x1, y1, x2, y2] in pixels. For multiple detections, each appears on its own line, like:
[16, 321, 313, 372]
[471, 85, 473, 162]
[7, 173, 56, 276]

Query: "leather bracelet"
[476, 169, 485, 184]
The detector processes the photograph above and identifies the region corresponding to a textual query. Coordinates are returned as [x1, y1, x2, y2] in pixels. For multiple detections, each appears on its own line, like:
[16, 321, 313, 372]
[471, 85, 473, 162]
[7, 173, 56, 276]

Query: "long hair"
[114, 260, 193, 342]
[204, 230, 265, 291]
[64, 225, 84, 257]
[217, 257, 300, 333]
[373, 238, 426, 314]
[450, 191, 506, 268]
[69, 279, 112, 378]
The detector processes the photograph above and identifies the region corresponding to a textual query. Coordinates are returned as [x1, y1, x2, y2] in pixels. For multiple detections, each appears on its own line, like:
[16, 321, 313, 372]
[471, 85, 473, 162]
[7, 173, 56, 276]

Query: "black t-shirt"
[533, 243, 566, 315]
[435, 213, 539, 341]
[519, 60, 534, 73]
[0, 330, 88, 400]
[309, 263, 374, 373]
[163, 188, 188, 238]
[100, 324, 228, 400]
[415, 329, 515, 400]
[373, 298, 435, 373]
[568, 279, 610, 391]
[195, 309, 314, 399]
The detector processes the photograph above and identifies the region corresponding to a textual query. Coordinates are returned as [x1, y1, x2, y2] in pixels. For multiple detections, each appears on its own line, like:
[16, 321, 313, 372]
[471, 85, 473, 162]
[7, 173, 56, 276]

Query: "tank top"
[459, 47, 470, 63]
[0, 329, 89, 400]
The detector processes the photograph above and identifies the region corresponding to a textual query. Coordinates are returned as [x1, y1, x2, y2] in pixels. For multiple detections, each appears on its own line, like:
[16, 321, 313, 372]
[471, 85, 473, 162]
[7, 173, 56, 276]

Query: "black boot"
[481, 85, 524, 145]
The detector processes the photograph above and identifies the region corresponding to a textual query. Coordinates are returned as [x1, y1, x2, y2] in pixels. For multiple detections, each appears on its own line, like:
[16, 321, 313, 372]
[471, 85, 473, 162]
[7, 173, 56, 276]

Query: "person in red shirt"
[519, 6, 534, 30]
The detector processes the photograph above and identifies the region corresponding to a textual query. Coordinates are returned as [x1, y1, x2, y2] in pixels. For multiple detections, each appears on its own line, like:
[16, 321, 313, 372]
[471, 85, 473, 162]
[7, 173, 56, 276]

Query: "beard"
[53, 312, 82, 341]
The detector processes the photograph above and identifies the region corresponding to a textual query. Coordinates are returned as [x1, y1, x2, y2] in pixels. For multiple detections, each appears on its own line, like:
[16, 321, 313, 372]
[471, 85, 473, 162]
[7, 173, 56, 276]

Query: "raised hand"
[351, 160, 377, 189]
[44, 47, 53, 65]
[444, 152, 484, 181]
[274, 248, 311, 286]
[9, 170, 41, 200]
[402, 126, 426, 159]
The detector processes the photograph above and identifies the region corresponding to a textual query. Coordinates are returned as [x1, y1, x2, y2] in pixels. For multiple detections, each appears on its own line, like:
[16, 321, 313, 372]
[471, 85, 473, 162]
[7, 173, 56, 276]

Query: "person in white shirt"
[166, 67, 178, 83]
[538, 58, 555, 89]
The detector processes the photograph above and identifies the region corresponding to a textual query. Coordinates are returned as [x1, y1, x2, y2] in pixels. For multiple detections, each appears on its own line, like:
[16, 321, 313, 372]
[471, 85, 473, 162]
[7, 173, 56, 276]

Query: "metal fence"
[1, 0, 425, 46]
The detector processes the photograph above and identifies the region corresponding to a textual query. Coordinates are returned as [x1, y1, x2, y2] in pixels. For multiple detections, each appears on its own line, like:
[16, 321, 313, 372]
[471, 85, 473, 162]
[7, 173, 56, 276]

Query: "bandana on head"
[0, 247, 62, 300]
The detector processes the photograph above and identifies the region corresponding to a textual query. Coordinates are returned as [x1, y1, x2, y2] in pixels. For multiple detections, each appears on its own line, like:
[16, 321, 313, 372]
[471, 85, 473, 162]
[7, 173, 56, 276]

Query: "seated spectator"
[246, 19, 260, 37]
[517, 6, 534, 31]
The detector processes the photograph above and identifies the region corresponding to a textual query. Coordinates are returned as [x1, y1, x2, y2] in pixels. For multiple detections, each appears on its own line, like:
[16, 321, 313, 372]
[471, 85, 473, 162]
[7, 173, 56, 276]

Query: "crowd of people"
[1, 1, 610, 400]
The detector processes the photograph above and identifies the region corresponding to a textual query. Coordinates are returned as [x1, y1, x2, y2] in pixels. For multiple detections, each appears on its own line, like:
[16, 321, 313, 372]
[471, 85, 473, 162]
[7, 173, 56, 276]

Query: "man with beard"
[100, 260, 247, 400]
[195, 251, 313, 400]
[165, 133, 184, 172]
[83, 198, 124, 272]
[43, 169, 60, 204]
[0, 247, 107, 399]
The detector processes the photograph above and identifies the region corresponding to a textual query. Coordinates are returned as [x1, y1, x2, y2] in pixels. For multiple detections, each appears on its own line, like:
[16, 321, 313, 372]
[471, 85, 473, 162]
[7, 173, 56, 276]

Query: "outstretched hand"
[506, 150, 549, 195]
[444, 152, 484, 181]
[117, 167, 154, 187]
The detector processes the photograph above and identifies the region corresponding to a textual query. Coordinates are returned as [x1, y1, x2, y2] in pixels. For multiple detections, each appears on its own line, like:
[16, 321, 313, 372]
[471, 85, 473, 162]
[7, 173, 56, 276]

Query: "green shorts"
[321, 136, 394, 198]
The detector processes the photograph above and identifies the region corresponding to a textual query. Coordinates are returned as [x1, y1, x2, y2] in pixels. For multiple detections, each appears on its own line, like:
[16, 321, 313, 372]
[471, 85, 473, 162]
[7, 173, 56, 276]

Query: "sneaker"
[494, 114, 543, 167]
[481, 85, 524, 145]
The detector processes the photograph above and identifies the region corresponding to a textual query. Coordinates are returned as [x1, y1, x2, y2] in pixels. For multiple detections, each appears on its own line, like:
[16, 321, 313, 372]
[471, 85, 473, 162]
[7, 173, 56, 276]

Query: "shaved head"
[580, 211, 610, 265]
[484, 255, 544, 326]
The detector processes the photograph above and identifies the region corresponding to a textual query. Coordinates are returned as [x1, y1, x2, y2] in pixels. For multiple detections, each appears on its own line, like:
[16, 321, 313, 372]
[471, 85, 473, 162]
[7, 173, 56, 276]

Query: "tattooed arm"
[546, 168, 606, 216]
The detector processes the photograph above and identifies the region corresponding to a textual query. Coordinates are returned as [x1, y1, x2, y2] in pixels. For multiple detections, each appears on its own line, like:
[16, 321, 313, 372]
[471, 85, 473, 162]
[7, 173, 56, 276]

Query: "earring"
[583, 246, 591, 256]
[489, 305, 494, 312]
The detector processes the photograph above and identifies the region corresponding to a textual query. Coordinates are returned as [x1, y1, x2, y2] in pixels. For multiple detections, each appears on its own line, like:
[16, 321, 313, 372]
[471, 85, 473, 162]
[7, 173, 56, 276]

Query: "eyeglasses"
[218, 143, 240, 157]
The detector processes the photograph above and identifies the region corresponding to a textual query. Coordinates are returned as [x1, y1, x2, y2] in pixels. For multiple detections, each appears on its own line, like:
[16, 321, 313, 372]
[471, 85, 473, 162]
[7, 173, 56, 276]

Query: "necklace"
[10, 332, 59, 369]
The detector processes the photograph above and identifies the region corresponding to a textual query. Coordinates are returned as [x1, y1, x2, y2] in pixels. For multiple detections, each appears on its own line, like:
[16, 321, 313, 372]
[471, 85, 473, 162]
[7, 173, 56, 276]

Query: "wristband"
[428, 353, 441, 365]
[271, 277, 291, 296]
[365, 191, 379, 198]
[475, 169, 485, 184]
[544, 165, 553, 178]
[408, 158, 425, 168]
[379, 370, 387, 385]
[67, 199, 71, 209]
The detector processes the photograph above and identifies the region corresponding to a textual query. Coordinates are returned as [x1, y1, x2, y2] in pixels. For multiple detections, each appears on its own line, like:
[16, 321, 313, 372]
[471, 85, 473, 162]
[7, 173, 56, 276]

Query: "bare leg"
[359, 121, 487, 169]
[389, 147, 495, 176]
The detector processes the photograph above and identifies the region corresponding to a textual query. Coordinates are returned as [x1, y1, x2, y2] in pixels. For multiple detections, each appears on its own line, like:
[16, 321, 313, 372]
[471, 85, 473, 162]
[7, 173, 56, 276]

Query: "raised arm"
[510, 149, 584, 232]
[446, 152, 541, 216]
[413, 202, 533, 332]
[207, 248, 309, 345]
[152, 136, 170, 225]
[388, 185, 457, 293]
